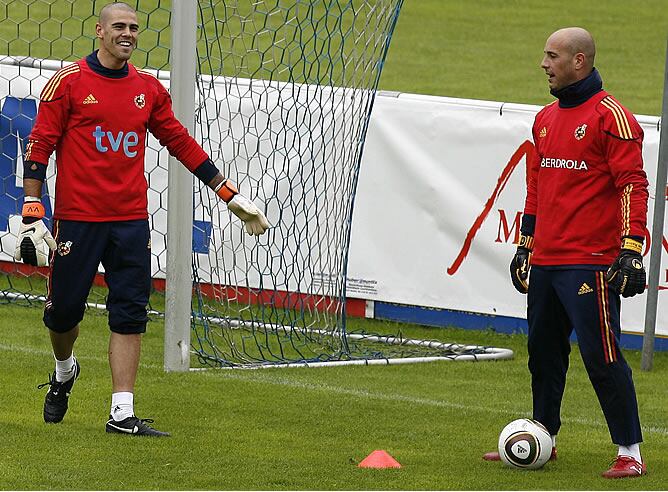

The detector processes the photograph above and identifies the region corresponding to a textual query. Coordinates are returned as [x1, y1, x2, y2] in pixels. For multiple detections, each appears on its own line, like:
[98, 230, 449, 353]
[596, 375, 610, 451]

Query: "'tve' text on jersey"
[25, 58, 208, 221]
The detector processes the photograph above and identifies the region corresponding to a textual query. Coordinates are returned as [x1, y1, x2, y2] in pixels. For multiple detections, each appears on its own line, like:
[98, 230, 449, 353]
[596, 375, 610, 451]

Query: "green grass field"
[2, 0, 668, 489]
[381, 0, 668, 116]
[1, 305, 667, 490]
[2, 0, 666, 114]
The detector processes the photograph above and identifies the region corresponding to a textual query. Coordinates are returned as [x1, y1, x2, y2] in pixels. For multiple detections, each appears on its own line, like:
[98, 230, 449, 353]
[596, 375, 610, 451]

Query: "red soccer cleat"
[482, 451, 501, 461]
[483, 447, 557, 461]
[602, 456, 646, 478]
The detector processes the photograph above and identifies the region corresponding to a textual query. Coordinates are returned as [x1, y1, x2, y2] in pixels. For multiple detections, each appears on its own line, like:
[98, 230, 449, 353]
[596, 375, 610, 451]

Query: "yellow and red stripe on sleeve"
[600, 96, 636, 140]
[39, 63, 80, 102]
[620, 183, 633, 237]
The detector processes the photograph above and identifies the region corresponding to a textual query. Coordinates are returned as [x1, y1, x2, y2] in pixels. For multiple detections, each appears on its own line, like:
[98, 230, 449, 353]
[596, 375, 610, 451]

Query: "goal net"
[186, 1, 511, 367]
[0, 0, 513, 368]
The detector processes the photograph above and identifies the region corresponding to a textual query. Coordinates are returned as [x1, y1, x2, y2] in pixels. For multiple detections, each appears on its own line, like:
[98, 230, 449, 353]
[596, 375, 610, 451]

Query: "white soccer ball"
[498, 419, 552, 470]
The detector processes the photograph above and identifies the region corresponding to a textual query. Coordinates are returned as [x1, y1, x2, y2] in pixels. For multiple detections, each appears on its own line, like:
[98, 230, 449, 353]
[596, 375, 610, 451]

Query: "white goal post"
[164, 0, 197, 372]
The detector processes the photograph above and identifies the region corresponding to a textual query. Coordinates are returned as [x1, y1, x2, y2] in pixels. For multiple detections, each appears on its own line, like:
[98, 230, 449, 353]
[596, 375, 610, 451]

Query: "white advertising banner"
[349, 92, 665, 335]
[1, 60, 665, 335]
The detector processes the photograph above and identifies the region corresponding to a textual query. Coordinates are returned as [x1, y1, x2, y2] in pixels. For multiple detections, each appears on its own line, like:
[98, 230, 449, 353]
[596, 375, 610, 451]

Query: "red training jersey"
[524, 91, 648, 266]
[25, 57, 208, 221]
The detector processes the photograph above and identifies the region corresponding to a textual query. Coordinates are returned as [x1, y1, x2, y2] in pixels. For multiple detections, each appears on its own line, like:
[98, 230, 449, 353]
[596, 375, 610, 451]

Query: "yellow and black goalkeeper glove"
[509, 233, 534, 294]
[606, 237, 646, 298]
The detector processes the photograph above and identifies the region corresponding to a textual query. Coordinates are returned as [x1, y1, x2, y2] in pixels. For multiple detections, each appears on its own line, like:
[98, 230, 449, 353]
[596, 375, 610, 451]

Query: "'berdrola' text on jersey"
[524, 90, 649, 265]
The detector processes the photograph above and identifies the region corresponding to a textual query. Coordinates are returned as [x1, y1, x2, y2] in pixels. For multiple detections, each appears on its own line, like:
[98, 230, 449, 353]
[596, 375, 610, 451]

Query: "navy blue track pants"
[43, 219, 151, 334]
[527, 266, 642, 445]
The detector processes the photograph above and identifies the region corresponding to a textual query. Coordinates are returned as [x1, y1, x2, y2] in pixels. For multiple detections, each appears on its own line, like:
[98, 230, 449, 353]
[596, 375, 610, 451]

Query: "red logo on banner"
[446, 140, 534, 275]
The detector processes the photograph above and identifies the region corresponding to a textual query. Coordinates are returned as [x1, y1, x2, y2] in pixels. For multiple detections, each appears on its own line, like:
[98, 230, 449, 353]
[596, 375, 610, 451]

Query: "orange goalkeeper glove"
[215, 179, 270, 236]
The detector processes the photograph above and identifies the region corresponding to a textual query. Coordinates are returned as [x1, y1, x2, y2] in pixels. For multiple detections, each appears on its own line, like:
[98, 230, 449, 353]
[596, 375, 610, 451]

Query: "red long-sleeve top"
[25, 56, 208, 221]
[524, 91, 648, 265]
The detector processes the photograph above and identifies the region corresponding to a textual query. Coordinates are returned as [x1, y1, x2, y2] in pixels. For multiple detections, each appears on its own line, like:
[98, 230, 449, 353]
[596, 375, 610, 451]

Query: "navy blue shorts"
[43, 219, 151, 334]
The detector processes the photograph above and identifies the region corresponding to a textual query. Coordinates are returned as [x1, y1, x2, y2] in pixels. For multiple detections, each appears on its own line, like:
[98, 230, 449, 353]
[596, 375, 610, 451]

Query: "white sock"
[55, 354, 76, 383]
[111, 392, 134, 421]
[551, 435, 557, 448]
[618, 443, 641, 463]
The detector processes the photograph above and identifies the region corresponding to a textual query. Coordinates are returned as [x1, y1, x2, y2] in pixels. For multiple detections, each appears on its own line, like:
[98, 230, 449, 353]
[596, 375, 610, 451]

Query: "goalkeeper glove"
[215, 179, 270, 236]
[13, 197, 57, 267]
[606, 237, 646, 298]
[509, 233, 534, 294]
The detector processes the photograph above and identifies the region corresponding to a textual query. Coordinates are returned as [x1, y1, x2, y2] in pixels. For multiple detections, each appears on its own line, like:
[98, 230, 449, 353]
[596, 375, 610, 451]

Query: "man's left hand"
[228, 194, 270, 236]
[606, 246, 646, 298]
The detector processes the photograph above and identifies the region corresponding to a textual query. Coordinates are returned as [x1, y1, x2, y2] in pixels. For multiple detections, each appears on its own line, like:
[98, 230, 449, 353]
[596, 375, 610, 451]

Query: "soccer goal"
[167, 1, 513, 369]
[0, 1, 513, 370]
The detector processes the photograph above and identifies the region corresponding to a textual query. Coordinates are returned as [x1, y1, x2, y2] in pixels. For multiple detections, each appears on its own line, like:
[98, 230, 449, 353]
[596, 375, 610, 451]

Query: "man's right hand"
[509, 234, 534, 294]
[13, 197, 57, 267]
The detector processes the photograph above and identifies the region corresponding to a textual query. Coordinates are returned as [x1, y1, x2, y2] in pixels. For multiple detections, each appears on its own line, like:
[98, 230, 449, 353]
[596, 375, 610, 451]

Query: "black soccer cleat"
[38, 360, 81, 423]
[105, 415, 170, 437]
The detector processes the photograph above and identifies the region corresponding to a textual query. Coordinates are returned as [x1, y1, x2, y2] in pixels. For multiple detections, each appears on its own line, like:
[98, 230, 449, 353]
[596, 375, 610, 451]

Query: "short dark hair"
[99, 2, 136, 24]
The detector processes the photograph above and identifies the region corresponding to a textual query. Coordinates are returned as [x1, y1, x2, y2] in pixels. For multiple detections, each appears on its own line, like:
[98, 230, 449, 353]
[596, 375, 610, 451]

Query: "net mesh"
[0, 0, 512, 368]
[189, 0, 429, 367]
[186, 1, 508, 367]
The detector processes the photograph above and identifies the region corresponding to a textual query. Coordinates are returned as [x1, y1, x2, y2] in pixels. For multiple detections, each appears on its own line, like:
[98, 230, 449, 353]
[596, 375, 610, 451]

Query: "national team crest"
[57, 240, 72, 256]
[574, 123, 587, 140]
[134, 93, 146, 109]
